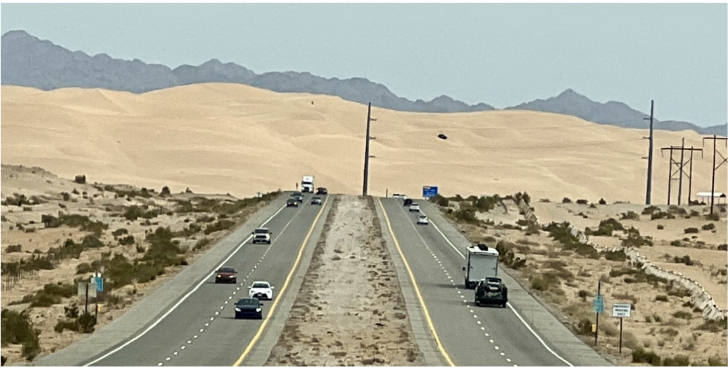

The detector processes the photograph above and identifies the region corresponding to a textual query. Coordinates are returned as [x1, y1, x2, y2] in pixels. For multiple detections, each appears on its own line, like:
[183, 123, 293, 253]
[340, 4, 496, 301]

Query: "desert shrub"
[196, 214, 216, 223]
[136, 245, 145, 253]
[718, 244, 727, 251]
[81, 235, 104, 249]
[632, 348, 662, 366]
[705, 212, 720, 221]
[124, 206, 145, 221]
[1, 193, 30, 207]
[573, 199, 587, 205]
[74, 175, 86, 184]
[620, 211, 640, 220]
[655, 295, 668, 302]
[662, 355, 690, 366]
[473, 196, 496, 211]
[5, 244, 22, 253]
[41, 214, 108, 236]
[531, 277, 547, 291]
[656, 224, 664, 230]
[604, 249, 627, 262]
[112, 228, 129, 237]
[621, 227, 652, 248]
[598, 198, 607, 205]
[577, 290, 592, 301]
[194, 238, 211, 251]
[669, 240, 683, 247]
[708, 356, 727, 366]
[1, 309, 41, 360]
[454, 208, 478, 223]
[642, 205, 661, 215]
[702, 223, 716, 231]
[160, 186, 172, 197]
[650, 211, 675, 220]
[574, 318, 593, 336]
[684, 227, 699, 234]
[672, 311, 691, 320]
[673, 255, 694, 266]
[118, 235, 135, 246]
[204, 220, 235, 235]
[696, 319, 727, 332]
[76, 263, 93, 275]
[562, 197, 572, 204]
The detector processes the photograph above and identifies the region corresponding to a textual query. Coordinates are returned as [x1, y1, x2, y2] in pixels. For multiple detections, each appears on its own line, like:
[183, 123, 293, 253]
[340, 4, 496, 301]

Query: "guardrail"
[514, 198, 727, 322]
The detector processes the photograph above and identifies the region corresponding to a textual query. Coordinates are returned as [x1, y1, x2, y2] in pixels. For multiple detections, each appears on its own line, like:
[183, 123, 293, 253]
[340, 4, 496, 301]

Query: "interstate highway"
[83, 193, 331, 366]
[378, 197, 574, 367]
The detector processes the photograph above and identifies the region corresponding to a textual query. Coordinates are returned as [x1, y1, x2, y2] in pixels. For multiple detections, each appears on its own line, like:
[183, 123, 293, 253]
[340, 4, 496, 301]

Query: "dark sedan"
[234, 298, 264, 319]
[215, 267, 237, 284]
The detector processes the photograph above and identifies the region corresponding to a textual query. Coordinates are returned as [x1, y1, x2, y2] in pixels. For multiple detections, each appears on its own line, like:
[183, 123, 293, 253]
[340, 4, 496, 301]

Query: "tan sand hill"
[2, 83, 725, 203]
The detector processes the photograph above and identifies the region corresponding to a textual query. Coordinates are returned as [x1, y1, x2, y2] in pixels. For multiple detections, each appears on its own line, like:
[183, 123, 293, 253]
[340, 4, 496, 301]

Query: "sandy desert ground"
[265, 195, 423, 366]
[2, 83, 726, 204]
[435, 194, 727, 366]
[0, 165, 278, 365]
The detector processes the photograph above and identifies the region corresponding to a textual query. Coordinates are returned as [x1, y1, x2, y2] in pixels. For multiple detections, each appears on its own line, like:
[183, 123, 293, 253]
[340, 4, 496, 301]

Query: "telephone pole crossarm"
[703, 135, 728, 214]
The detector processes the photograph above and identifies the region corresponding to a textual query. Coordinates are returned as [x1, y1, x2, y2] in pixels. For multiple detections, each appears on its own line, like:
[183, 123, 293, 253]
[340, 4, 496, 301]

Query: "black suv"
[474, 277, 508, 308]
[286, 198, 299, 207]
[316, 187, 328, 195]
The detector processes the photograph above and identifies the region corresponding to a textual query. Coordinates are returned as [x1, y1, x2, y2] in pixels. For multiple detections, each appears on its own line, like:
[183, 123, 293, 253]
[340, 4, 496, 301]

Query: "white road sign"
[612, 303, 632, 318]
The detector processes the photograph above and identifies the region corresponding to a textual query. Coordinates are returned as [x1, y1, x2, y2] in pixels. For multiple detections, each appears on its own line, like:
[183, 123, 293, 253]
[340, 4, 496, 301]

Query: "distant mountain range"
[2, 30, 725, 136]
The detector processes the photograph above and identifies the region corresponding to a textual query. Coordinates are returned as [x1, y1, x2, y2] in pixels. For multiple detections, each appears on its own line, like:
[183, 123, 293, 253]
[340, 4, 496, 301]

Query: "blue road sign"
[95, 277, 103, 292]
[592, 294, 604, 313]
[423, 186, 439, 198]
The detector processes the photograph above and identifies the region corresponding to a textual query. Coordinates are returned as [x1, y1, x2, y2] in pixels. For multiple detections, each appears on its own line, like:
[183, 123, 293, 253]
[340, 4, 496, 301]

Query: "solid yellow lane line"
[232, 195, 330, 366]
[376, 197, 455, 367]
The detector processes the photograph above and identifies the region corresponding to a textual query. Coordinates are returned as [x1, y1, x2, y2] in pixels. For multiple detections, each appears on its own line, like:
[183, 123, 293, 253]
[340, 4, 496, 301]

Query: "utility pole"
[362, 103, 372, 196]
[661, 140, 703, 206]
[645, 100, 655, 205]
[678, 138, 685, 205]
[661, 146, 676, 205]
[703, 135, 728, 214]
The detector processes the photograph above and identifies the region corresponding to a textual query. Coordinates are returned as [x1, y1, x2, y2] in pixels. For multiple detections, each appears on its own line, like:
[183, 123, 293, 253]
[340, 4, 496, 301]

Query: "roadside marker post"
[592, 281, 604, 346]
[612, 303, 632, 353]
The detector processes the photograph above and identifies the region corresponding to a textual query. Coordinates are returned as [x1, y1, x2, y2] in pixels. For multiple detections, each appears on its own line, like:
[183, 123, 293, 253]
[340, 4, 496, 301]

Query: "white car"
[248, 281, 274, 300]
[416, 214, 429, 225]
[409, 203, 420, 212]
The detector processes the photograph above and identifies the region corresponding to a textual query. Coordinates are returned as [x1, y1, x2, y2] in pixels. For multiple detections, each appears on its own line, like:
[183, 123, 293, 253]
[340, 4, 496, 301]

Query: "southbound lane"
[86, 193, 331, 366]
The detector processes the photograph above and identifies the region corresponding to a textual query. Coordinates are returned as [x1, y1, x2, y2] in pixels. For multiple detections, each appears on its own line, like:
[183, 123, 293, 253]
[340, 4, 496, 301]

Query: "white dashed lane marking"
[409, 210, 517, 366]
[161, 238, 279, 365]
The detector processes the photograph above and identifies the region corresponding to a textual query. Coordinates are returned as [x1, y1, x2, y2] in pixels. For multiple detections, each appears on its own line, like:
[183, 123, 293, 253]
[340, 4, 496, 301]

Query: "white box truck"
[301, 175, 315, 193]
[462, 243, 499, 289]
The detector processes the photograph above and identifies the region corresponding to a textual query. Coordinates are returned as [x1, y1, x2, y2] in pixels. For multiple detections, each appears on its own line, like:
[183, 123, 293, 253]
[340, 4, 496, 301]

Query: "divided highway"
[83, 193, 330, 366]
[378, 197, 580, 367]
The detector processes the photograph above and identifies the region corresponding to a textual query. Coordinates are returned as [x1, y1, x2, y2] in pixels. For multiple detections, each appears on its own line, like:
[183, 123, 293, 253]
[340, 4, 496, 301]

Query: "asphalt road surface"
[84, 193, 330, 366]
[378, 197, 571, 367]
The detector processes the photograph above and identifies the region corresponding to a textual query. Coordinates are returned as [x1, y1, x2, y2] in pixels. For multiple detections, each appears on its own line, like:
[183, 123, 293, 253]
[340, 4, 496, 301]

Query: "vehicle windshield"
[236, 298, 259, 305]
[254, 229, 268, 234]
[312, 197, 320, 200]
[419, 215, 427, 219]
[218, 267, 235, 273]
[252, 283, 269, 289]
[292, 192, 302, 196]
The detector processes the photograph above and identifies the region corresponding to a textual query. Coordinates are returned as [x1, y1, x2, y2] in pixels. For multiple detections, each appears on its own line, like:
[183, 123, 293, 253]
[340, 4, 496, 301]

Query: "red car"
[215, 267, 237, 284]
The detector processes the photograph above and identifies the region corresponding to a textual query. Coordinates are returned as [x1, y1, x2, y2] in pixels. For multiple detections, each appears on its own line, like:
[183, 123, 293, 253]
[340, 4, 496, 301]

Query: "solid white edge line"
[83, 203, 287, 366]
[421, 204, 574, 367]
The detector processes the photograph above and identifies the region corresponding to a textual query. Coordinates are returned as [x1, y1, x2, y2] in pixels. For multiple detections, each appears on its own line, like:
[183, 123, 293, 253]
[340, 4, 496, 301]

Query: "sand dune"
[2, 83, 725, 203]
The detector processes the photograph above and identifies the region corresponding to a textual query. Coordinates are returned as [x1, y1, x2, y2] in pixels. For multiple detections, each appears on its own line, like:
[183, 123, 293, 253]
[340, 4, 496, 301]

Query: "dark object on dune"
[438, 133, 448, 140]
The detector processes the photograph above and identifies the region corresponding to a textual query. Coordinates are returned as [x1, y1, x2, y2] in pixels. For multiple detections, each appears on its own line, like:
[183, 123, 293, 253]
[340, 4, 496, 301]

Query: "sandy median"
[264, 195, 423, 366]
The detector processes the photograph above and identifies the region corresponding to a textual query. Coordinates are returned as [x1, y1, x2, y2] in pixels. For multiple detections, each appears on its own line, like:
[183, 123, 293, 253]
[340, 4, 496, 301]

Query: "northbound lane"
[85, 193, 331, 366]
[378, 197, 571, 367]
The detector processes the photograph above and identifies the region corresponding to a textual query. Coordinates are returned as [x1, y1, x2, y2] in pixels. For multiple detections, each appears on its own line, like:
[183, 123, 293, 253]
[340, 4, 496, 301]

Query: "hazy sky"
[2, 3, 726, 127]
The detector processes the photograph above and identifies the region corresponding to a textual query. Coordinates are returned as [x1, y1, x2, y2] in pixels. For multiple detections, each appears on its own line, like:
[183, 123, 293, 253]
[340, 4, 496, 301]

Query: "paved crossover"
[72, 193, 331, 366]
[377, 197, 614, 367]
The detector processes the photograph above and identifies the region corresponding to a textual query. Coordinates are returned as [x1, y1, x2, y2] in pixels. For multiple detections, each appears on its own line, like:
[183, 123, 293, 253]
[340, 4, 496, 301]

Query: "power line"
[371, 138, 644, 151]
[660, 138, 703, 205]
[702, 134, 728, 215]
